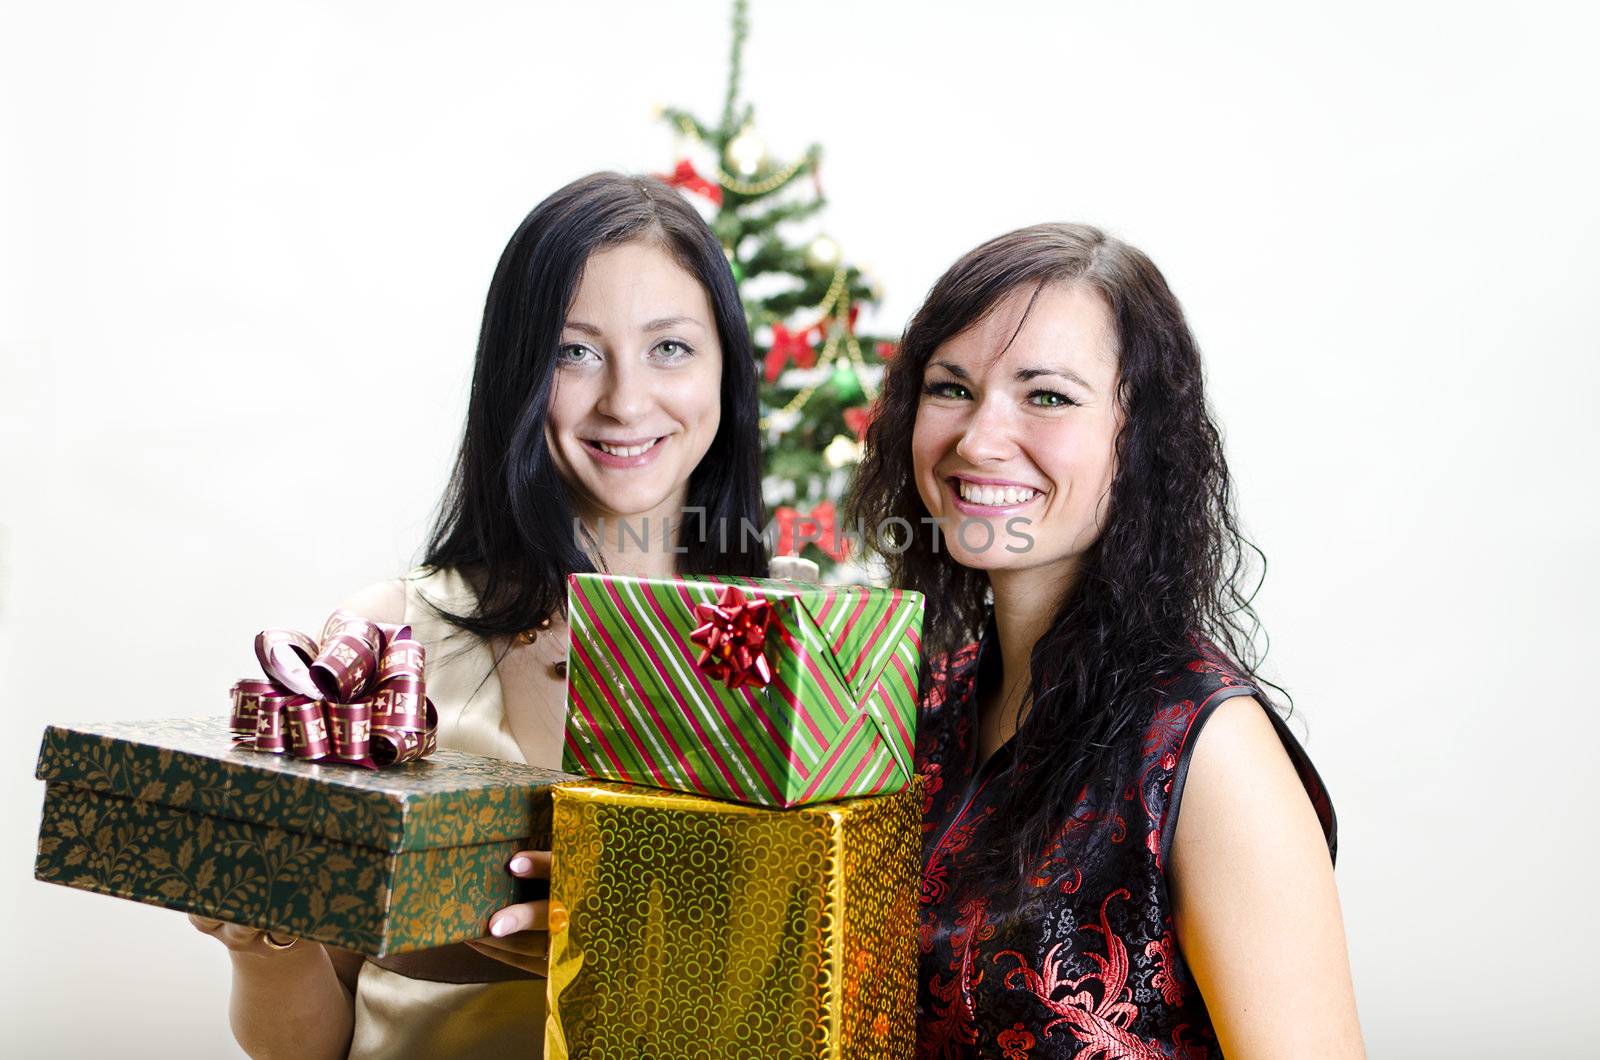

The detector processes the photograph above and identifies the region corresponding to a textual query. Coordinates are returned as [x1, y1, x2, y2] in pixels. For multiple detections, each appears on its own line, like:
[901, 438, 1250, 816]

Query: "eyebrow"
[931, 359, 1094, 392]
[564, 316, 704, 337]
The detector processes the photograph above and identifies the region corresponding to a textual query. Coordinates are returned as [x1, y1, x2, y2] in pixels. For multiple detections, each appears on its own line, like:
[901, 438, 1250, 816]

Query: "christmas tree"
[654, 0, 896, 580]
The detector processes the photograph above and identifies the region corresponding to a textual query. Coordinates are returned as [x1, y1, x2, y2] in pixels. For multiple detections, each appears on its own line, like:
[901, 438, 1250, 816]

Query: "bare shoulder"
[336, 578, 409, 626]
[1195, 694, 1283, 756]
[1173, 696, 1325, 859]
[1170, 696, 1364, 1055]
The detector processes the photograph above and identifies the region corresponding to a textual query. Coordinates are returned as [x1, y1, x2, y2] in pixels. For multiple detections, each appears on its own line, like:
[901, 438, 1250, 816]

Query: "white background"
[4, 1, 1597, 1055]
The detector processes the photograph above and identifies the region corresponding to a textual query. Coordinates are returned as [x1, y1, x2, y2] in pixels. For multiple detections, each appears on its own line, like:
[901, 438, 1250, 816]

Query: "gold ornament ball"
[806, 235, 841, 271]
[858, 264, 884, 302]
[725, 129, 767, 176]
[823, 433, 864, 469]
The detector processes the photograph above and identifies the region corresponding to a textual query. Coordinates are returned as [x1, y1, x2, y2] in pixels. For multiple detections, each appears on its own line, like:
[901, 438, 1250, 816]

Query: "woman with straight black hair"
[849, 224, 1363, 1057]
[191, 171, 767, 1059]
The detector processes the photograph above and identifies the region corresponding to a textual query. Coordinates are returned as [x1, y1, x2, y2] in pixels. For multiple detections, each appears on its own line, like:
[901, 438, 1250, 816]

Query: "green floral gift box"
[34, 717, 574, 956]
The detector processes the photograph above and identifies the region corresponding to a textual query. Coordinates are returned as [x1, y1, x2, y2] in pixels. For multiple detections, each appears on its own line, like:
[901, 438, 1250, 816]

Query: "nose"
[953, 396, 1018, 465]
[593, 355, 651, 424]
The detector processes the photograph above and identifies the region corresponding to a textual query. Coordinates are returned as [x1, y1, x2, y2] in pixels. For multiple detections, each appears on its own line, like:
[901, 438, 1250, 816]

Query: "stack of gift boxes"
[33, 573, 924, 1058]
[549, 573, 925, 1059]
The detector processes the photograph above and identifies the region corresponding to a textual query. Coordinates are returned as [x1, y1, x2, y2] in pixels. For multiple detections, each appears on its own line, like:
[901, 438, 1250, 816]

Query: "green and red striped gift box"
[564, 573, 924, 808]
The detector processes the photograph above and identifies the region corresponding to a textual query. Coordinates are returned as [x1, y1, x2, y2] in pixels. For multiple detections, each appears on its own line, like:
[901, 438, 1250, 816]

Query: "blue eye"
[558, 344, 596, 365]
[922, 381, 970, 400]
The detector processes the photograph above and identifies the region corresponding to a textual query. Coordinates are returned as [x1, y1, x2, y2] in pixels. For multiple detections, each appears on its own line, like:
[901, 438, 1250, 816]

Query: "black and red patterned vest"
[915, 623, 1336, 1059]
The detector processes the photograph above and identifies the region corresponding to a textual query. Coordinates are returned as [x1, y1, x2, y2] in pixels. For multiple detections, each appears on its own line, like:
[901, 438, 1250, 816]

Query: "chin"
[943, 545, 1024, 573]
[593, 493, 673, 520]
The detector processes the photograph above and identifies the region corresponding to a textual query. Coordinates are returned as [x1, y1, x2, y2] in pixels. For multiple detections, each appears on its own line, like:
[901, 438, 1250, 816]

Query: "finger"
[488, 899, 548, 937]
[189, 915, 254, 946]
[506, 850, 552, 878]
[464, 936, 549, 975]
[469, 931, 549, 959]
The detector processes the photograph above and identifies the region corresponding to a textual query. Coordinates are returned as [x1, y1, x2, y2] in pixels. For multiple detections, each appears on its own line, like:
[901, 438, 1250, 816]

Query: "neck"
[984, 559, 1082, 731]
[577, 488, 690, 580]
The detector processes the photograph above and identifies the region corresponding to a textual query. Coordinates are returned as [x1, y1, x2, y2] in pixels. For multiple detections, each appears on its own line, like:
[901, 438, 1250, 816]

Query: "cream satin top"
[347, 566, 552, 1060]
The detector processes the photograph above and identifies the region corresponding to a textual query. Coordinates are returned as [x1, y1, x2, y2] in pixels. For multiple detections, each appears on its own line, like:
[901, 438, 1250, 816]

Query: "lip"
[945, 474, 1044, 515]
[586, 436, 659, 447]
[948, 474, 1043, 490]
[583, 435, 667, 469]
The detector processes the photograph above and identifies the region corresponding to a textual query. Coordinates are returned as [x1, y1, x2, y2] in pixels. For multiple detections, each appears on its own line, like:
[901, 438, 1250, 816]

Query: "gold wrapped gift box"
[545, 780, 921, 1059]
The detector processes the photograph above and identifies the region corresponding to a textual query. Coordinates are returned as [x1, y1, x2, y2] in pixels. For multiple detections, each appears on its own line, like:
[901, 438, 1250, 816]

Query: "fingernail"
[509, 856, 532, 874]
[490, 914, 514, 937]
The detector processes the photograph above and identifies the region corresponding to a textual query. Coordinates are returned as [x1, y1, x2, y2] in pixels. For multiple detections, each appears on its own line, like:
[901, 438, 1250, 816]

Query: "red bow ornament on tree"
[229, 611, 438, 769]
[773, 499, 851, 563]
[764, 322, 819, 383]
[658, 159, 723, 205]
[689, 585, 775, 690]
[843, 402, 879, 442]
[822, 304, 861, 337]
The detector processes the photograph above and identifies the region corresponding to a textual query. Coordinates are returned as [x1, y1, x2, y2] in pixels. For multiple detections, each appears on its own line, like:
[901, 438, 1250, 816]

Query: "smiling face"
[545, 239, 724, 526]
[911, 282, 1122, 585]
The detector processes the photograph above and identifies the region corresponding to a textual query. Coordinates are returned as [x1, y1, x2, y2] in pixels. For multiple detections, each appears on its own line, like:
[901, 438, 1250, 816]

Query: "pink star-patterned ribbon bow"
[229, 610, 437, 769]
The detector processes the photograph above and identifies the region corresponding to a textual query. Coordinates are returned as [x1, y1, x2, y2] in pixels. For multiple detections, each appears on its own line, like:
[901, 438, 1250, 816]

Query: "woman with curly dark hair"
[849, 224, 1363, 1057]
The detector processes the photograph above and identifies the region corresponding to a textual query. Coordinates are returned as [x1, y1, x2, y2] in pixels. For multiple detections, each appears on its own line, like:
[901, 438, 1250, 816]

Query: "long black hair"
[848, 223, 1268, 899]
[424, 172, 767, 638]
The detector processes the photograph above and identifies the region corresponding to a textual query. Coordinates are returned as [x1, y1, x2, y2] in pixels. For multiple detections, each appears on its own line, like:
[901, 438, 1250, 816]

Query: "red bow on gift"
[658, 159, 723, 206]
[689, 586, 775, 690]
[229, 611, 438, 769]
[764, 322, 819, 383]
[774, 499, 851, 563]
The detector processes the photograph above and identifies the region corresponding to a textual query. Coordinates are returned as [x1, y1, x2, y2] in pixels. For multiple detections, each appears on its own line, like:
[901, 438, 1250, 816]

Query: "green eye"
[1028, 390, 1074, 408]
[656, 340, 693, 359]
[923, 381, 970, 400]
[558, 344, 593, 363]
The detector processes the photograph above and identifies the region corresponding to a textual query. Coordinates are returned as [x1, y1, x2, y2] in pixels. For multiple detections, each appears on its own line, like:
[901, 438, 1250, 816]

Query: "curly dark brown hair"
[847, 222, 1272, 899]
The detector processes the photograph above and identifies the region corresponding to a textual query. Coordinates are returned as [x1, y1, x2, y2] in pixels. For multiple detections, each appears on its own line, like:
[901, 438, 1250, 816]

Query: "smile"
[947, 475, 1043, 513]
[584, 436, 667, 467]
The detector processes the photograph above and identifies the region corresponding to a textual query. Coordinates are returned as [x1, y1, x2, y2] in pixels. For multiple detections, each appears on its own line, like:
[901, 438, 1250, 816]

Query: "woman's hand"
[189, 914, 361, 1060]
[189, 914, 302, 955]
[464, 849, 553, 975]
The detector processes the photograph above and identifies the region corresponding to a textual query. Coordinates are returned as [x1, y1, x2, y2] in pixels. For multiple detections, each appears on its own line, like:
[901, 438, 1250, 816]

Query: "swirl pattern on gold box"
[545, 780, 920, 1059]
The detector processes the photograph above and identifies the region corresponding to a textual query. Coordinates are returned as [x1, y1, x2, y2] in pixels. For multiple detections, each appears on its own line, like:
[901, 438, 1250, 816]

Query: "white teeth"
[957, 481, 1038, 506]
[595, 439, 657, 457]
